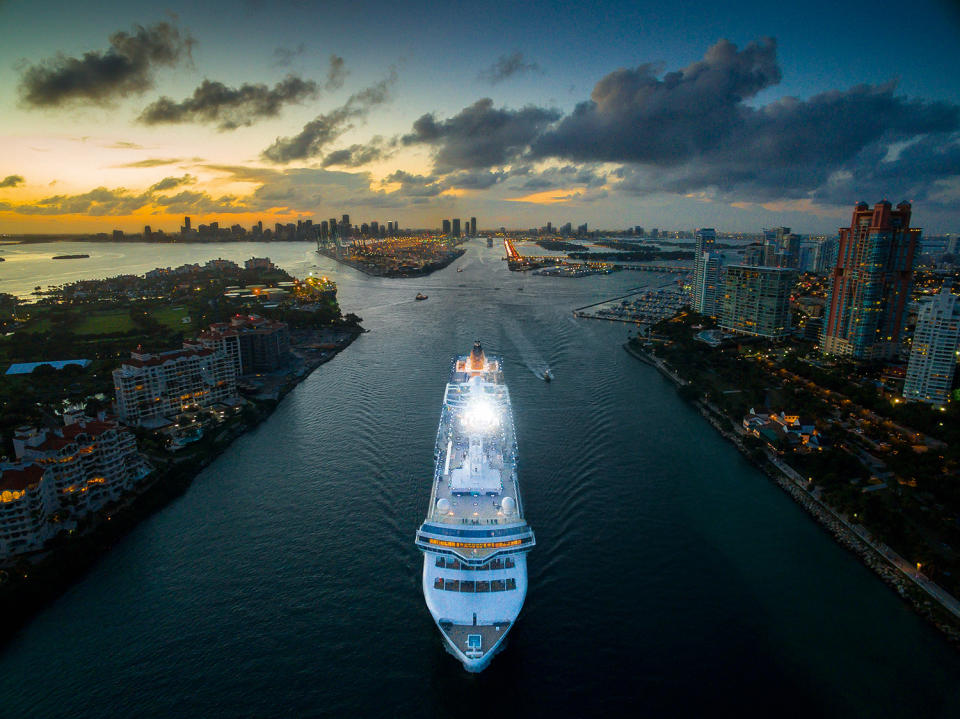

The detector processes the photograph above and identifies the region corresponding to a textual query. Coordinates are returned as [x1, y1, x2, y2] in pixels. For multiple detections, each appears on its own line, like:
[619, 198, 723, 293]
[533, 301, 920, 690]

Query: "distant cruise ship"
[415, 341, 536, 671]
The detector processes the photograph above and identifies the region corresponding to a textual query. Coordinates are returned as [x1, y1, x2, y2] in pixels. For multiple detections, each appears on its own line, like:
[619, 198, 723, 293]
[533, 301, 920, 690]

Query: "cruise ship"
[415, 341, 536, 671]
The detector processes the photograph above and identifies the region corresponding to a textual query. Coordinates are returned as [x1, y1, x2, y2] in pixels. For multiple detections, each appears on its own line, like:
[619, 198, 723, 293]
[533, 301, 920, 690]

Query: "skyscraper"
[693, 228, 721, 316]
[903, 284, 960, 406]
[720, 266, 796, 339]
[762, 227, 799, 267]
[694, 252, 723, 317]
[452, 218, 461, 237]
[470, 217, 477, 236]
[821, 201, 920, 360]
[442, 219, 451, 235]
[743, 243, 764, 266]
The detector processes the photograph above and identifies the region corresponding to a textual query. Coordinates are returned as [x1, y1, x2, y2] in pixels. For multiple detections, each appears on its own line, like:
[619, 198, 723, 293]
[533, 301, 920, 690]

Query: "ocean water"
[0, 240, 958, 718]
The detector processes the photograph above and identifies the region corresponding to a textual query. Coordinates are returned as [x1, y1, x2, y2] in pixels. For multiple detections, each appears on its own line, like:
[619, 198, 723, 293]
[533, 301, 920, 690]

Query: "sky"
[1, 0, 959, 235]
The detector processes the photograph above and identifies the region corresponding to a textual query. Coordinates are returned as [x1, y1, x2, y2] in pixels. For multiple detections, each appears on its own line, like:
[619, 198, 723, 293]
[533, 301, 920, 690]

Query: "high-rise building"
[693, 228, 721, 316]
[903, 285, 960, 406]
[762, 227, 799, 267]
[112, 346, 238, 426]
[821, 201, 920, 360]
[470, 217, 477, 236]
[694, 252, 723, 317]
[720, 266, 796, 339]
[442, 219, 451, 235]
[452, 218, 461, 237]
[743, 243, 764, 267]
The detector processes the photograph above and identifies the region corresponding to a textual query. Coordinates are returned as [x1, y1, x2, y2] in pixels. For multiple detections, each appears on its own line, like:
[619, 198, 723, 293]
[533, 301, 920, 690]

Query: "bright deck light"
[462, 398, 499, 432]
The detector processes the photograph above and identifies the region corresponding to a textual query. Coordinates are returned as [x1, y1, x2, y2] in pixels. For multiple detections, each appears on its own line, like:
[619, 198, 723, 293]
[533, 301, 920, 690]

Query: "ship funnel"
[469, 340, 485, 370]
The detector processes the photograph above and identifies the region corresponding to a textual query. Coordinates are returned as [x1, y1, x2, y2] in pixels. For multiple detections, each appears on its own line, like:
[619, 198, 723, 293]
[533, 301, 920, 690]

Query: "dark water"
[1, 241, 959, 718]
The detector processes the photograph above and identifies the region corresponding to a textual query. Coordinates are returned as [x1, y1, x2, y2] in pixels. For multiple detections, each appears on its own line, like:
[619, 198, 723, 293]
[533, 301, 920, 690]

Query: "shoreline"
[0, 328, 362, 649]
[624, 341, 960, 647]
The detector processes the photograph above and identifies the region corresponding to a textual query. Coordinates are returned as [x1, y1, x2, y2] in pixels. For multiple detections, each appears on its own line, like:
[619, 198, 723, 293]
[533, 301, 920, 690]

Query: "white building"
[14, 416, 149, 518]
[113, 346, 238, 426]
[0, 463, 56, 561]
[694, 252, 723, 317]
[904, 285, 960, 406]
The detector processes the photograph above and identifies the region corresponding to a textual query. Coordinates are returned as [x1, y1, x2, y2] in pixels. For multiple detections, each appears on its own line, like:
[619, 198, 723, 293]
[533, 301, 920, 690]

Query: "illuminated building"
[821, 201, 920, 359]
[113, 346, 238, 426]
[762, 226, 799, 268]
[903, 284, 960, 406]
[0, 463, 56, 560]
[415, 341, 535, 672]
[13, 415, 148, 518]
[720, 266, 796, 339]
[693, 229, 722, 317]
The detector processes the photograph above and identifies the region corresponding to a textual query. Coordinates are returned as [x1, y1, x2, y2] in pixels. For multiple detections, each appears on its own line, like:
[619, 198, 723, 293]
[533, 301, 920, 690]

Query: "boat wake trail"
[502, 316, 551, 379]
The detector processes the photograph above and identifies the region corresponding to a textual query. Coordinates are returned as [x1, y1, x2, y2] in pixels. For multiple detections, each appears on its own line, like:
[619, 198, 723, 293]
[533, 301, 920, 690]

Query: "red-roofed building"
[112, 344, 239, 426]
[13, 416, 149, 520]
[0, 462, 56, 560]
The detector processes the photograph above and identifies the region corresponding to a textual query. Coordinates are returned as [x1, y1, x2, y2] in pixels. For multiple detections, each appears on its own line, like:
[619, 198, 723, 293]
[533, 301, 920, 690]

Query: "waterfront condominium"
[693, 228, 722, 317]
[113, 346, 238, 426]
[821, 201, 920, 360]
[719, 265, 797, 339]
[903, 284, 960, 406]
[1, 415, 150, 561]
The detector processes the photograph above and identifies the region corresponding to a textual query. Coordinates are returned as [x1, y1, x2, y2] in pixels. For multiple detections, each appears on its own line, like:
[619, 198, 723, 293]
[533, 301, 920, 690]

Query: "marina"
[574, 284, 690, 324]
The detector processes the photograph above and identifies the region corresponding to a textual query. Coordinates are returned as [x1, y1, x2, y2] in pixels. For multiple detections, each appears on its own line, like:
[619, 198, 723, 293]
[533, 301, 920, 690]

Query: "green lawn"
[74, 309, 135, 335]
[153, 306, 194, 330]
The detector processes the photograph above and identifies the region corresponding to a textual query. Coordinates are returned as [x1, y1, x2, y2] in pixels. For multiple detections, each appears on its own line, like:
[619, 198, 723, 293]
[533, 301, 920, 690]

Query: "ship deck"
[425, 353, 525, 527]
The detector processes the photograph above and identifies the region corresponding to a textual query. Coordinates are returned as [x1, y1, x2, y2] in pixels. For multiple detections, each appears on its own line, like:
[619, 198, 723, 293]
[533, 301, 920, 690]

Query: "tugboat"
[415, 293, 428, 301]
[543, 369, 553, 382]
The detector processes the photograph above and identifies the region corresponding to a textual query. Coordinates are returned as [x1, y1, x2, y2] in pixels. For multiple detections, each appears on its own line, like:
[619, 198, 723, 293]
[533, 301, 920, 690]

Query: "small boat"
[457, 267, 463, 272]
[415, 293, 428, 301]
[543, 369, 553, 382]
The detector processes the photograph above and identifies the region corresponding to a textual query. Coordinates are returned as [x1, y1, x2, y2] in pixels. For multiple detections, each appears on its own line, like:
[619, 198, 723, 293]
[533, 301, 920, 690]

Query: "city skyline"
[1, 0, 960, 234]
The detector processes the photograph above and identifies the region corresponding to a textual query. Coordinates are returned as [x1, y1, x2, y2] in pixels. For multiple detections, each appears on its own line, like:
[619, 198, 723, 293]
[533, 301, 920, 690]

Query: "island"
[0, 257, 363, 646]
[316, 235, 464, 277]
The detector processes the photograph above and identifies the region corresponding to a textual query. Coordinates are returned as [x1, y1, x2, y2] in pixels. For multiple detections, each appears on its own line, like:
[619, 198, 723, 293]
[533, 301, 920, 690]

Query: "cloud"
[325, 55, 347, 90]
[114, 157, 186, 168]
[513, 165, 606, 190]
[272, 44, 305, 67]
[532, 38, 782, 165]
[402, 98, 561, 172]
[149, 174, 195, 191]
[139, 74, 318, 130]
[105, 141, 145, 149]
[321, 135, 397, 167]
[1, 182, 247, 217]
[0, 175, 25, 188]
[18, 22, 193, 108]
[527, 38, 960, 204]
[479, 51, 542, 84]
[262, 69, 397, 163]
